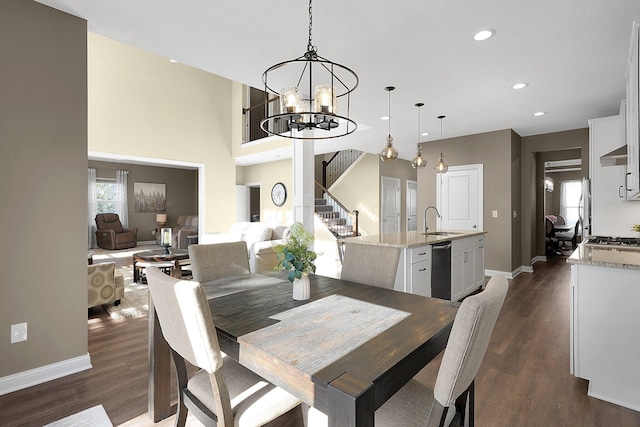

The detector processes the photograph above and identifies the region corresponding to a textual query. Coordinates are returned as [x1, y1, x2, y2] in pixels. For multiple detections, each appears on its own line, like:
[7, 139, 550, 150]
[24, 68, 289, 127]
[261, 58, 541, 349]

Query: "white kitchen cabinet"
[570, 262, 640, 411]
[407, 245, 431, 297]
[451, 235, 485, 301]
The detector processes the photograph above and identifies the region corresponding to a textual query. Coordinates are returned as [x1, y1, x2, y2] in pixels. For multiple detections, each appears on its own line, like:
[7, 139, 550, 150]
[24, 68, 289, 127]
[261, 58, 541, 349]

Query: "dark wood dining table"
[148, 273, 458, 426]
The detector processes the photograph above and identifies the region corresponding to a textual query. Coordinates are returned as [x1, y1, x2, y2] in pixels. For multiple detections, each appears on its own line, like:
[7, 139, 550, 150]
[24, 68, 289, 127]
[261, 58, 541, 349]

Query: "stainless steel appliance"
[579, 177, 591, 240]
[583, 236, 640, 247]
[431, 241, 452, 300]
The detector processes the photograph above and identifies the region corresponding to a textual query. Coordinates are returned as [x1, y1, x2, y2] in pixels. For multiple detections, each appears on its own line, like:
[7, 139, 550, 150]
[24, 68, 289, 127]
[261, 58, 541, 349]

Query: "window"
[560, 180, 582, 226]
[95, 179, 117, 214]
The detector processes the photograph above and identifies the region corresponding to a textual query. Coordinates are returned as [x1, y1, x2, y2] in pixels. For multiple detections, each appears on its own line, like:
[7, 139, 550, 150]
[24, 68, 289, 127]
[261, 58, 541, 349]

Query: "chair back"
[340, 243, 401, 289]
[95, 213, 123, 233]
[545, 217, 554, 237]
[555, 215, 566, 225]
[433, 275, 508, 407]
[146, 266, 224, 374]
[188, 241, 251, 282]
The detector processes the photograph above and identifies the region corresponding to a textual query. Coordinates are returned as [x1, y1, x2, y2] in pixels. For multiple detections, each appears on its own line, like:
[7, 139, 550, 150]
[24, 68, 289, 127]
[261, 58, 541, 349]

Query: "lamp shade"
[156, 214, 167, 224]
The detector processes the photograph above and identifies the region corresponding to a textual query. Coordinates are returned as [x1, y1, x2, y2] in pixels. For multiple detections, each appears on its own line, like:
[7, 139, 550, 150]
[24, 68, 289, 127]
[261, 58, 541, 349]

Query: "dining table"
[147, 272, 458, 426]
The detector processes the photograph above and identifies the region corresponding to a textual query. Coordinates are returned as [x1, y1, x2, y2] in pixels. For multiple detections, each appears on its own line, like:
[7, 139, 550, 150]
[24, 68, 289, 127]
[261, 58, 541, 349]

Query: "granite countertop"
[340, 230, 487, 249]
[567, 243, 640, 270]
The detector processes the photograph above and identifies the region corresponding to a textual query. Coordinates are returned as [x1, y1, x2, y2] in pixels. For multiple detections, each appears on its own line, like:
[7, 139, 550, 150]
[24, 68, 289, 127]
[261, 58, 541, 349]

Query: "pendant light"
[380, 86, 398, 162]
[411, 103, 427, 169]
[434, 115, 449, 173]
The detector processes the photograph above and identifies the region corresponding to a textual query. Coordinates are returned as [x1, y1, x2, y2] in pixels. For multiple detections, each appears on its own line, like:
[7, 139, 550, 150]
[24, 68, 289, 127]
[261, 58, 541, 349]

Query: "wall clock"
[271, 182, 287, 207]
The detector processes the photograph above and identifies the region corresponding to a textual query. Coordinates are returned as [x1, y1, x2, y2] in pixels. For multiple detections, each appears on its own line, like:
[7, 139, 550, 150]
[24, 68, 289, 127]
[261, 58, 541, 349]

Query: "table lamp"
[156, 213, 167, 227]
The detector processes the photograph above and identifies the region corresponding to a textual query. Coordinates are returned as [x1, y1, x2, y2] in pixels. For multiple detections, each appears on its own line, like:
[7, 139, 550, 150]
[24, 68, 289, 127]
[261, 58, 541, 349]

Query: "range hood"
[599, 145, 628, 166]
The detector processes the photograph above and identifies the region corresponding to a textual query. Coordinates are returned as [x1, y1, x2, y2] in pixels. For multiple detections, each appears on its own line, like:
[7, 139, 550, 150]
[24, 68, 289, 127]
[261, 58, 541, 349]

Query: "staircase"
[315, 198, 356, 238]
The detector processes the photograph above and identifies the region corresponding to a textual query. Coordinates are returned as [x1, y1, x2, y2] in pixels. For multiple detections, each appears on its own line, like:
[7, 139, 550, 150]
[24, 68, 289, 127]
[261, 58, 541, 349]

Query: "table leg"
[172, 259, 182, 279]
[327, 373, 375, 427]
[148, 297, 172, 422]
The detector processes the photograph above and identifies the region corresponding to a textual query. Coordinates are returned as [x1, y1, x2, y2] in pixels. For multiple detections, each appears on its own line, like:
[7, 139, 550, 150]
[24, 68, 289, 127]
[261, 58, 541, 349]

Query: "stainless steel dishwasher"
[431, 241, 452, 300]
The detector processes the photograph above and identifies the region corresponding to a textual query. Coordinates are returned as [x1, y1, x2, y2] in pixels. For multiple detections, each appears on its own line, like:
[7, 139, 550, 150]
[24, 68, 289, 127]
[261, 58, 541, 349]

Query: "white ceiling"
[37, 0, 640, 165]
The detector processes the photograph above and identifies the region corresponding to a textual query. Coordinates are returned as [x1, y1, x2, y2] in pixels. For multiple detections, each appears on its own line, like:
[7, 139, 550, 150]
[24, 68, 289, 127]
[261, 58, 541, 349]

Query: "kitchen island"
[567, 243, 640, 411]
[340, 230, 486, 300]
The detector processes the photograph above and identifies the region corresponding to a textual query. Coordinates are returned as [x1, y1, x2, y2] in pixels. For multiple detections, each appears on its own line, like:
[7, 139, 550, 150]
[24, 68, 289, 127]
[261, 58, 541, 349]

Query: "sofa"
[88, 262, 124, 309]
[172, 215, 198, 249]
[199, 222, 290, 273]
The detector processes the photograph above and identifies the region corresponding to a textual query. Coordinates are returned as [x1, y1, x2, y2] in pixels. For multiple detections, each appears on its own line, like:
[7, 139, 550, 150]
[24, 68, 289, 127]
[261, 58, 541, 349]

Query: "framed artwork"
[134, 182, 166, 213]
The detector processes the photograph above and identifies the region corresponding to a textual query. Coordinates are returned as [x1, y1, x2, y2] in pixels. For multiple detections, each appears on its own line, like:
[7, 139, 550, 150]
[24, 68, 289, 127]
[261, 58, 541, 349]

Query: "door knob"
[473, 225, 477, 228]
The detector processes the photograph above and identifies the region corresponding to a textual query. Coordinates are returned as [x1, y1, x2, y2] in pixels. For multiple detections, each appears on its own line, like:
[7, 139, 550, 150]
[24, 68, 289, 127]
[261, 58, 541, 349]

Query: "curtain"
[116, 170, 129, 228]
[88, 168, 97, 248]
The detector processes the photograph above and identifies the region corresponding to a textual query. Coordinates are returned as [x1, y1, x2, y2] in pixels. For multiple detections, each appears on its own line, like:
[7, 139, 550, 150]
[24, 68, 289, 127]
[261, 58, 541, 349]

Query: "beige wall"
[510, 131, 522, 272]
[88, 33, 236, 234]
[330, 154, 381, 236]
[379, 158, 418, 233]
[418, 130, 516, 273]
[1, 1, 88, 377]
[240, 159, 294, 227]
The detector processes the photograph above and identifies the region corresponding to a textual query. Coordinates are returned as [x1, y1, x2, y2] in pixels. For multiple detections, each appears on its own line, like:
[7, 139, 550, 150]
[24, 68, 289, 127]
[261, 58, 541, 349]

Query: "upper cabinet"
[625, 19, 640, 198]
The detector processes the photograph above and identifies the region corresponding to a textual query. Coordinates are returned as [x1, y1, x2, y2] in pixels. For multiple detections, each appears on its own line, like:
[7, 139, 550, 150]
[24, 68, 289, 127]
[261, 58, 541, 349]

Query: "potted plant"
[274, 222, 317, 300]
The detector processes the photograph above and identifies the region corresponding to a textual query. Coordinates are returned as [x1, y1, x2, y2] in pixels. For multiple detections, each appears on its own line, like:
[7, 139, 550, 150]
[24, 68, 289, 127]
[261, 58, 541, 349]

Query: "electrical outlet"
[11, 322, 27, 343]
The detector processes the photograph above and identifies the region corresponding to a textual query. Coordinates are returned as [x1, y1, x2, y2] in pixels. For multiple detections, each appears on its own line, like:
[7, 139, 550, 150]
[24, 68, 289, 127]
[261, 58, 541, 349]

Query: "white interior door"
[235, 185, 250, 223]
[437, 164, 483, 231]
[407, 180, 418, 231]
[381, 176, 401, 234]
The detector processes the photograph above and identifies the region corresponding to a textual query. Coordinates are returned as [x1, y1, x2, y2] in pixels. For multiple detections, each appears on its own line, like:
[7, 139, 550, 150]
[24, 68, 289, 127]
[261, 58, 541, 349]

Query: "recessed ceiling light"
[533, 111, 546, 116]
[381, 116, 390, 121]
[421, 132, 430, 136]
[473, 29, 496, 41]
[512, 83, 528, 90]
[169, 59, 179, 63]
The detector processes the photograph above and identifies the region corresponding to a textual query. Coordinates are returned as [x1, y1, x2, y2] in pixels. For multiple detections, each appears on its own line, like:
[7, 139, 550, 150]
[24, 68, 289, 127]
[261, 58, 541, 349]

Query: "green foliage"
[633, 224, 640, 232]
[274, 222, 317, 282]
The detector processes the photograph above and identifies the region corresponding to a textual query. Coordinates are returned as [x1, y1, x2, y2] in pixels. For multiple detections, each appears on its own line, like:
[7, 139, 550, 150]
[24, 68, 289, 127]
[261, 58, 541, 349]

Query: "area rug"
[44, 404, 113, 427]
[102, 267, 149, 319]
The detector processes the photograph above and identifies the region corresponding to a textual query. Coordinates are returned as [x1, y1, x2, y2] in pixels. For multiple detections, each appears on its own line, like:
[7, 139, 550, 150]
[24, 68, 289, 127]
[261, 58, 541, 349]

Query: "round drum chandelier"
[260, 0, 359, 140]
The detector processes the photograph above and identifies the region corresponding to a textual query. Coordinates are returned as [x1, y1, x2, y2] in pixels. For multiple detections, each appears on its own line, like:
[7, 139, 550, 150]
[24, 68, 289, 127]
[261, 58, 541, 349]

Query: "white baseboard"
[0, 353, 92, 396]
[485, 267, 525, 280]
[138, 240, 156, 245]
[532, 255, 546, 264]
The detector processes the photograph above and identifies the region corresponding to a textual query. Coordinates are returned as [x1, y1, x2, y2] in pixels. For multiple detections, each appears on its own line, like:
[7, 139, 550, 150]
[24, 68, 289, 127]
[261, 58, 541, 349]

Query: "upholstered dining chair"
[305, 275, 509, 427]
[340, 242, 401, 289]
[145, 266, 301, 427]
[188, 241, 251, 282]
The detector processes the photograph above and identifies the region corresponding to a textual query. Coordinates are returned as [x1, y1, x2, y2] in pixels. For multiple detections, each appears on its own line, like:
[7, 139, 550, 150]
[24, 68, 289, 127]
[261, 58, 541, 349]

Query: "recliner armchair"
[95, 213, 138, 250]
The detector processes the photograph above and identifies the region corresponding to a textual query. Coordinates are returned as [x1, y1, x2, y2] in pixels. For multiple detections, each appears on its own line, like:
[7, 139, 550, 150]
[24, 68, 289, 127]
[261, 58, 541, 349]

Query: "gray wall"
[1, 1, 88, 377]
[418, 129, 517, 274]
[88, 160, 198, 242]
[521, 129, 588, 265]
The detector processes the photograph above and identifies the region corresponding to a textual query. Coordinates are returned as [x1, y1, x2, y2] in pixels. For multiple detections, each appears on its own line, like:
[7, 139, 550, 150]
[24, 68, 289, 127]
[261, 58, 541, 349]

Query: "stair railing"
[315, 180, 359, 238]
[321, 149, 362, 190]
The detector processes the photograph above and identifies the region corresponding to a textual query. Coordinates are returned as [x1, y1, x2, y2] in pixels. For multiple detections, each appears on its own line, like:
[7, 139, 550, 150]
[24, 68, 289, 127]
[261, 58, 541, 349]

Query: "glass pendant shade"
[412, 145, 427, 169]
[380, 86, 398, 162]
[381, 136, 399, 161]
[280, 87, 302, 114]
[435, 115, 448, 174]
[314, 85, 337, 114]
[435, 154, 449, 173]
[412, 102, 427, 169]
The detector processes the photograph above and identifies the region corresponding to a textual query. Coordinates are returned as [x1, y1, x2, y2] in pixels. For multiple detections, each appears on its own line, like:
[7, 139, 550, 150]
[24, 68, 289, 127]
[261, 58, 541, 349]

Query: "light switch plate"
[492, 210, 498, 218]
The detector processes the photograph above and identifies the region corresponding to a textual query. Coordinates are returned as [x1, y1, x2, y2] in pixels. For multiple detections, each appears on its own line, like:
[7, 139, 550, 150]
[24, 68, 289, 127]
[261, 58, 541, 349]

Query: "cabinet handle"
[418, 268, 427, 272]
[626, 172, 632, 192]
[479, 246, 484, 249]
[418, 252, 427, 256]
[620, 185, 624, 198]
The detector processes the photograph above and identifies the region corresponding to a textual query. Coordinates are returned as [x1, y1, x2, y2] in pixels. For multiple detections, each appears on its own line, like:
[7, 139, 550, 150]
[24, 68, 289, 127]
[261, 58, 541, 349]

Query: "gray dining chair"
[145, 266, 301, 427]
[340, 242, 401, 289]
[304, 275, 509, 427]
[188, 241, 251, 282]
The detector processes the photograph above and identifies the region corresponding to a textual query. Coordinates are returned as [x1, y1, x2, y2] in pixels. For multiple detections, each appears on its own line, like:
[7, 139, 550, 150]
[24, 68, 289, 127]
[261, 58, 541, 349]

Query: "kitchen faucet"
[424, 206, 441, 233]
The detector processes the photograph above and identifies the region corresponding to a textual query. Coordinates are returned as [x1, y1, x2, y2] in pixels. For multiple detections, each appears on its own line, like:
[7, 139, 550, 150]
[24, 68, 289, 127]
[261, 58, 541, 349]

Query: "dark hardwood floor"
[1, 255, 639, 426]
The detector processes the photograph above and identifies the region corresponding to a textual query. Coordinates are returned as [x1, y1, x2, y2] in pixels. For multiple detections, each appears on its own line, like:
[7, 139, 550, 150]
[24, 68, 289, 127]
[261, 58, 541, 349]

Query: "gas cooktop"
[585, 236, 640, 247]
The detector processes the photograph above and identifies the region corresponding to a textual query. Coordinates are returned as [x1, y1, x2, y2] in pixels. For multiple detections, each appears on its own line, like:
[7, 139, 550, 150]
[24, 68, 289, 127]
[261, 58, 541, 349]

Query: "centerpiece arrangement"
[274, 222, 317, 300]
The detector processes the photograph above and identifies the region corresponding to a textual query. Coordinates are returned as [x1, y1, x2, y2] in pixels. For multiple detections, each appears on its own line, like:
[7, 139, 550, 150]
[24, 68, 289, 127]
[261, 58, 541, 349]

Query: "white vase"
[292, 274, 311, 300]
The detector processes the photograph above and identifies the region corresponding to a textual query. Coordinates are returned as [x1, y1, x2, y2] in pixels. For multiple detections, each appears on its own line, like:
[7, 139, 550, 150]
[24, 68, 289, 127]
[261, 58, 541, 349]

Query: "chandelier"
[260, 0, 358, 140]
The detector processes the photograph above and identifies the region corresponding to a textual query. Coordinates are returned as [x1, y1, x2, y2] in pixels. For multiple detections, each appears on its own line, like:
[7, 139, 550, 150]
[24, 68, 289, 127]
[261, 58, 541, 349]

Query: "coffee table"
[132, 248, 189, 282]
